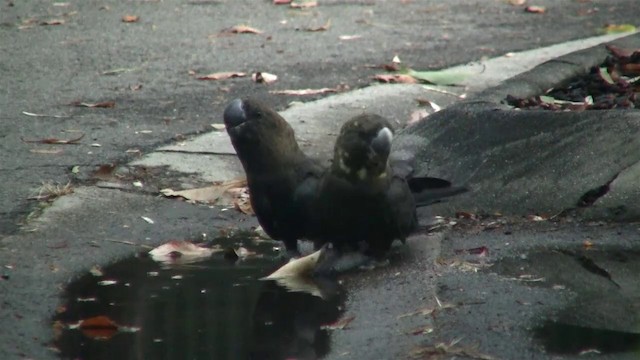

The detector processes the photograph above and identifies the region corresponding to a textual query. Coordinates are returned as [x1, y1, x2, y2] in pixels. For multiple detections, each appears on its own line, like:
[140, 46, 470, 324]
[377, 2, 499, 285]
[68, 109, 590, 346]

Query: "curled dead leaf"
[252, 72, 278, 84]
[373, 74, 418, 84]
[224, 25, 263, 34]
[40, 19, 65, 26]
[77, 315, 119, 340]
[197, 72, 247, 81]
[524, 5, 545, 13]
[149, 240, 222, 264]
[121, 15, 139, 23]
[21, 133, 85, 145]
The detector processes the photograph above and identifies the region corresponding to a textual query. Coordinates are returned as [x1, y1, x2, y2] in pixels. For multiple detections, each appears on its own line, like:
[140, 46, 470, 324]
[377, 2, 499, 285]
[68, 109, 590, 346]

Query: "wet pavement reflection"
[54, 245, 344, 359]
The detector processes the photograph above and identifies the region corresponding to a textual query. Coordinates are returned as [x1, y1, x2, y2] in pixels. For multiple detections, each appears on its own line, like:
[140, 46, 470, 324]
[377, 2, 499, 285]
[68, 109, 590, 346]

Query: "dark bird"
[223, 98, 323, 257]
[308, 114, 420, 257]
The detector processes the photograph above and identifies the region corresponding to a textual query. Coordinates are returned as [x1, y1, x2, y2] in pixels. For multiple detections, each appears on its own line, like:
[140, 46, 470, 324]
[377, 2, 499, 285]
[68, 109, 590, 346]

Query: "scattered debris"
[290, 1, 317, 9]
[22, 111, 69, 118]
[121, 15, 139, 23]
[70, 101, 116, 108]
[339, 35, 362, 41]
[269, 84, 348, 96]
[149, 240, 223, 264]
[27, 182, 74, 201]
[524, 5, 545, 14]
[410, 338, 496, 360]
[373, 74, 418, 84]
[252, 71, 278, 84]
[196, 72, 247, 81]
[21, 133, 85, 145]
[140, 216, 154, 224]
[223, 25, 263, 34]
[321, 315, 355, 330]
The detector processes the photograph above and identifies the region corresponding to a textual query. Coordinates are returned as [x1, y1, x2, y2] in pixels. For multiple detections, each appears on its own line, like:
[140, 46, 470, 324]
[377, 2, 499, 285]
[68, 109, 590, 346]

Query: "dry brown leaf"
[91, 164, 117, 180]
[197, 72, 247, 81]
[269, 84, 348, 96]
[291, 1, 317, 8]
[21, 133, 85, 145]
[160, 178, 248, 206]
[273, 0, 292, 4]
[149, 240, 221, 264]
[373, 74, 418, 84]
[304, 19, 331, 32]
[263, 249, 323, 279]
[70, 101, 116, 108]
[40, 19, 65, 26]
[225, 25, 263, 34]
[121, 15, 139, 23]
[524, 5, 545, 13]
[71, 315, 119, 340]
[252, 72, 278, 84]
[508, 0, 526, 5]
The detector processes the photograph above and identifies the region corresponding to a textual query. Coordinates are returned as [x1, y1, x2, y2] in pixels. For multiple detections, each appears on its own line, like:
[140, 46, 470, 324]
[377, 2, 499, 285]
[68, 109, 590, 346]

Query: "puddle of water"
[54, 246, 344, 359]
[534, 321, 640, 355]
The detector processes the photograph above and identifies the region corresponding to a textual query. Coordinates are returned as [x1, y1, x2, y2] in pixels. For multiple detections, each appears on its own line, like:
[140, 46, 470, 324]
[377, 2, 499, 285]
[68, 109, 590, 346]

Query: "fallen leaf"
[373, 74, 418, 84]
[602, 23, 637, 34]
[583, 240, 594, 250]
[70, 101, 116, 108]
[129, 84, 143, 91]
[224, 25, 263, 34]
[252, 71, 278, 84]
[321, 316, 355, 330]
[524, 5, 545, 13]
[269, 84, 348, 96]
[339, 35, 362, 40]
[406, 67, 472, 85]
[77, 315, 119, 340]
[508, 0, 525, 5]
[273, 0, 292, 3]
[40, 19, 65, 26]
[21, 133, 85, 145]
[160, 178, 248, 206]
[121, 15, 139, 23]
[263, 249, 323, 279]
[291, 1, 317, 8]
[22, 111, 68, 118]
[304, 19, 331, 32]
[197, 72, 247, 81]
[211, 123, 226, 131]
[140, 216, 154, 224]
[149, 240, 221, 264]
[30, 149, 63, 154]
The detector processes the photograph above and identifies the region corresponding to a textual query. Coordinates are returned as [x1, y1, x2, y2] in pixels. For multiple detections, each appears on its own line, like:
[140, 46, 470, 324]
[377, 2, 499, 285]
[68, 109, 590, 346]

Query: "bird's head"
[332, 114, 394, 181]
[223, 98, 301, 168]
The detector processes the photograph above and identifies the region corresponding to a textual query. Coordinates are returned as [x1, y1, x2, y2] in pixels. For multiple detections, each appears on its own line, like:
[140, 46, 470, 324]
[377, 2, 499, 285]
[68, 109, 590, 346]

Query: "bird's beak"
[370, 127, 393, 158]
[223, 98, 248, 130]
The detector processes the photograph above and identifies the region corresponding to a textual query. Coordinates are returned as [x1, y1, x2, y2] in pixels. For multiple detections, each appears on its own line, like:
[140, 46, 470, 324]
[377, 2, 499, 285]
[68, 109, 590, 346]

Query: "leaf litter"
[21, 133, 85, 145]
[149, 240, 223, 265]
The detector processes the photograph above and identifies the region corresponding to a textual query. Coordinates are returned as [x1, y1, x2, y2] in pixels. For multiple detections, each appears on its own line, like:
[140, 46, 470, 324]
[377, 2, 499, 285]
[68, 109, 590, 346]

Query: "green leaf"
[405, 67, 472, 85]
[601, 24, 636, 34]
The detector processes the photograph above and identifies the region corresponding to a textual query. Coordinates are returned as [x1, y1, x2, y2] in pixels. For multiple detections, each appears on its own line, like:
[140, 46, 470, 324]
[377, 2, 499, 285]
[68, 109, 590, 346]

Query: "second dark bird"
[309, 114, 418, 257]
